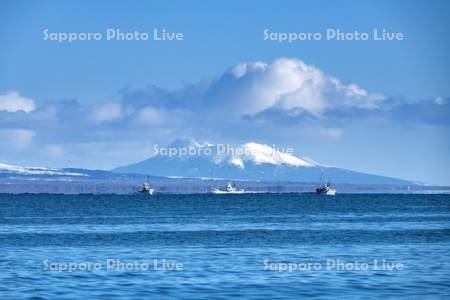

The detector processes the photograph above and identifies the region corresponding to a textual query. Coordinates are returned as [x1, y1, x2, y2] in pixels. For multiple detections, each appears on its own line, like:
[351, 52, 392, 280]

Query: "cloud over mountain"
[201, 58, 385, 118]
[0, 58, 448, 170]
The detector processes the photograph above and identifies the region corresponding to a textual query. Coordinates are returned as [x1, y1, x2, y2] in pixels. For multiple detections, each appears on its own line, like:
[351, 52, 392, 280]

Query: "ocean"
[0, 193, 449, 299]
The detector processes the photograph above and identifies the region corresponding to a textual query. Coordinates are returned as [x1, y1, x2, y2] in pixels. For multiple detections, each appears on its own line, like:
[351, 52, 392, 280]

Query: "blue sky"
[0, 0, 449, 184]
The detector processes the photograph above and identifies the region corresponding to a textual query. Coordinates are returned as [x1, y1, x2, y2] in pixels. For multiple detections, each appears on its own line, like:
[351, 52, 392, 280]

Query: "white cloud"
[0, 129, 35, 149]
[230, 61, 267, 78]
[88, 102, 123, 123]
[207, 58, 385, 117]
[132, 106, 167, 126]
[0, 91, 36, 113]
[131, 106, 189, 128]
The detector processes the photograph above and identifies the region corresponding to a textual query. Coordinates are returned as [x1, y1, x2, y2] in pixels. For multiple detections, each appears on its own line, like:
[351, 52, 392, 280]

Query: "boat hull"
[315, 187, 336, 195]
[138, 189, 154, 195]
[211, 190, 245, 194]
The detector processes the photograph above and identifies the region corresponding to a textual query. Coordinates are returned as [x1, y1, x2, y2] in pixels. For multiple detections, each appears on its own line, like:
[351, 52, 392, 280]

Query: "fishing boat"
[138, 176, 154, 195]
[211, 182, 245, 194]
[315, 173, 336, 195]
[315, 182, 336, 195]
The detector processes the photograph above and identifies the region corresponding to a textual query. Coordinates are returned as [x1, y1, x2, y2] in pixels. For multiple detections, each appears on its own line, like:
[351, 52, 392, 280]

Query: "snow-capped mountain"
[1, 139, 415, 185]
[113, 138, 413, 184]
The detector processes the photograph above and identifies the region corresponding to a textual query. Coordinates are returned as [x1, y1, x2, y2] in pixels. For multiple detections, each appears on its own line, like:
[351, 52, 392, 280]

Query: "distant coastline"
[1, 176, 448, 195]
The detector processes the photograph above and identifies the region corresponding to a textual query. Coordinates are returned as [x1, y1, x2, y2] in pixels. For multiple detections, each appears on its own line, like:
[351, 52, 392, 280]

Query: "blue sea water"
[0, 193, 449, 299]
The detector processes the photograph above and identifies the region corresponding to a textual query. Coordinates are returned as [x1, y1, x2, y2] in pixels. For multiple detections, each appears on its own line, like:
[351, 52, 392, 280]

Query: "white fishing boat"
[138, 176, 154, 195]
[315, 182, 336, 195]
[211, 182, 245, 194]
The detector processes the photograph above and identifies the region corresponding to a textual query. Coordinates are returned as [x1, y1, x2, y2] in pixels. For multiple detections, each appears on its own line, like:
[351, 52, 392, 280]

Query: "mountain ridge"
[113, 139, 415, 185]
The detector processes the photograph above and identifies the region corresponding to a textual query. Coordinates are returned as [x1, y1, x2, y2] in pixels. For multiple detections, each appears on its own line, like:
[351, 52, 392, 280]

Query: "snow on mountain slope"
[0, 163, 87, 176]
[162, 138, 315, 168]
[214, 142, 314, 168]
